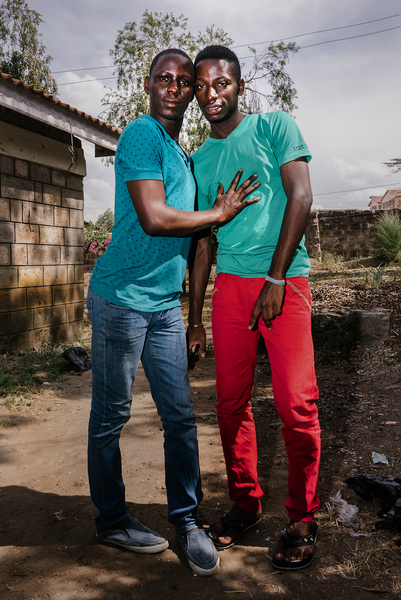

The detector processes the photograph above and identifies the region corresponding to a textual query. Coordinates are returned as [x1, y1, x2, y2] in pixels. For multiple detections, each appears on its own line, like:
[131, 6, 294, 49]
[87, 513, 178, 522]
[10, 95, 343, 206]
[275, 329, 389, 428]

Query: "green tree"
[96, 208, 114, 230]
[0, 0, 57, 95]
[101, 10, 298, 155]
[384, 158, 401, 174]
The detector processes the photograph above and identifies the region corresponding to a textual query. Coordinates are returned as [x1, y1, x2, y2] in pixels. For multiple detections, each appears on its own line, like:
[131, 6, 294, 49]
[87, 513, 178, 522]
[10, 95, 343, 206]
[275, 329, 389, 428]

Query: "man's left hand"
[248, 281, 285, 331]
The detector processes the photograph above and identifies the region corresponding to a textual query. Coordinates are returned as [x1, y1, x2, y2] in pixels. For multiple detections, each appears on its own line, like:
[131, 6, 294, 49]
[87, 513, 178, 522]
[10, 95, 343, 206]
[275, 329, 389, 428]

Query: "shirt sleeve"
[115, 119, 164, 182]
[264, 111, 311, 167]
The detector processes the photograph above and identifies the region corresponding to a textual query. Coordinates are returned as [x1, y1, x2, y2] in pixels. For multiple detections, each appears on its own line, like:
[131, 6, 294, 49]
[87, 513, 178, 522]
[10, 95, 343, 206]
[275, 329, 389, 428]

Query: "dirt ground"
[1, 265, 401, 599]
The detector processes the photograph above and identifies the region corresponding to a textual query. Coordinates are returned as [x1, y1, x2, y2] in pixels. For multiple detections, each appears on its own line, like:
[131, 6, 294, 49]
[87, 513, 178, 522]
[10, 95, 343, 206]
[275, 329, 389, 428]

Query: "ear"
[144, 75, 150, 95]
[238, 78, 245, 97]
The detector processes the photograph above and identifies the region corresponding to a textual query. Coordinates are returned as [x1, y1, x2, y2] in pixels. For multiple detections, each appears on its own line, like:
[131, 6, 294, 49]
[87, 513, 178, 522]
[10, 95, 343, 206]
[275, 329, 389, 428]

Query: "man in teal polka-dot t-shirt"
[87, 49, 260, 576]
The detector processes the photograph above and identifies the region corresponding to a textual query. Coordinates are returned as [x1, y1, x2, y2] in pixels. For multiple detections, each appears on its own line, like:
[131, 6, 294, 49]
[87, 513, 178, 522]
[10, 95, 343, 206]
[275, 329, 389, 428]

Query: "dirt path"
[1, 274, 401, 599]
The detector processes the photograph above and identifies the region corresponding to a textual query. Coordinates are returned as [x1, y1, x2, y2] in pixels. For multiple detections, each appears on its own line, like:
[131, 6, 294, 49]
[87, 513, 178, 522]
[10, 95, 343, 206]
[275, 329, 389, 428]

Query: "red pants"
[212, 274, 320, 521]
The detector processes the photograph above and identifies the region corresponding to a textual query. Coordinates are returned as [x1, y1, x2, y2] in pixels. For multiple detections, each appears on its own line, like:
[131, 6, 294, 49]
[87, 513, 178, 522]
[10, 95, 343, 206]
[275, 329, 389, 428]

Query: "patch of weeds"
[370, 266, 385, 291]
[5, 396, 16, 410]
[206, 343, 214, 357]
[1, 343, 68, 404]
[21, 343, 67, 384]
[394, 351, 401, 363]
[324, 539, 401, 584]
[78, 556, 92, 567]
[74, 479, 87, 487]
[322, 253, 344, 270]
[204, 393, 216, 400]
[0, 363, 16, 396]
[54, 385, 63, 391]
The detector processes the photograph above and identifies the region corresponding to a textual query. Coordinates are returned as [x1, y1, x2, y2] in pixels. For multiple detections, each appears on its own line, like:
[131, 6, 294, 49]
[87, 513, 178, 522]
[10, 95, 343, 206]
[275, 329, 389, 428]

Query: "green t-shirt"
[192, 111, 311, 278]
[90, 115, 195, 311]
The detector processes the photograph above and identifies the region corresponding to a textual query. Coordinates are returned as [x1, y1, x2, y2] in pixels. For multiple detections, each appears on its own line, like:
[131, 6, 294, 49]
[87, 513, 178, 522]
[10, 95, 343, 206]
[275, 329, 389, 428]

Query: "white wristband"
[265, 275, 286, 286]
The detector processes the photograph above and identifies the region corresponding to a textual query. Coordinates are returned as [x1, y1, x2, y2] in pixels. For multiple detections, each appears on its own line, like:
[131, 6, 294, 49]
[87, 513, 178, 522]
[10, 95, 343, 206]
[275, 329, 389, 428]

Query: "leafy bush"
[84, 222, 112, 255]
[372, 211, 401, 265]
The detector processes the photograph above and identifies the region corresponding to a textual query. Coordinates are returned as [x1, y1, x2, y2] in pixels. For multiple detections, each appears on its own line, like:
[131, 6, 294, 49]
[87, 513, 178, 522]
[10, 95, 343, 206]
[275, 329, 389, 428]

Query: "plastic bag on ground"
[330, 490, 360, 534]
[62, 346, 91, 373]
[345, 474, 401, 531]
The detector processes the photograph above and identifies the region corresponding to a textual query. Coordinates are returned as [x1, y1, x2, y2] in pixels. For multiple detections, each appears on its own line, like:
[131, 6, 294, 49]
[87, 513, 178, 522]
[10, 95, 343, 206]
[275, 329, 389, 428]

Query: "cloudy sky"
[27, 0, 401, 221]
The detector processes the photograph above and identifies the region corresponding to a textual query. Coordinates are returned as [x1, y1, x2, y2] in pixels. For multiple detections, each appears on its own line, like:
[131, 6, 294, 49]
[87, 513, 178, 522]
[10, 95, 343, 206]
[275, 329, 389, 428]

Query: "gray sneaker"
[96, 517, 169, 554]
[176, 528, 220, 576]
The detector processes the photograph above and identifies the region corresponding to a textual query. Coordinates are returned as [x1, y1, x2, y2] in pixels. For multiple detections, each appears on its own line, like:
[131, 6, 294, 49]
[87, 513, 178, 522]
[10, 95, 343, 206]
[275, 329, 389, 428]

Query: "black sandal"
[208, 513, 261, 551]
[272, 522, 318, 571]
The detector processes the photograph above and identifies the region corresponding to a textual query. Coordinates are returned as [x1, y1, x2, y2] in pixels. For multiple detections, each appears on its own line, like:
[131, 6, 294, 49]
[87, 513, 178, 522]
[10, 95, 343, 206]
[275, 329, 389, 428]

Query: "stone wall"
[305, 208, 401, 260]
[0, 154, 85, 353]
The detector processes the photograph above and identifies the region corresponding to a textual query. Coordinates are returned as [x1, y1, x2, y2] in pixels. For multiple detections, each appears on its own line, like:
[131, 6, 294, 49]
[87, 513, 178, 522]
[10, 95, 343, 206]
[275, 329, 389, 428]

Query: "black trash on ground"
[345, 474, 401, 531]
[62, 347, 91, 373]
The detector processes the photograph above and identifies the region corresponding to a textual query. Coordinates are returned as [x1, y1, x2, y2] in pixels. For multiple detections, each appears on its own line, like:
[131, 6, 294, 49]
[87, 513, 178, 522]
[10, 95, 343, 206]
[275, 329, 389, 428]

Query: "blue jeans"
[87, 287, 203, 534]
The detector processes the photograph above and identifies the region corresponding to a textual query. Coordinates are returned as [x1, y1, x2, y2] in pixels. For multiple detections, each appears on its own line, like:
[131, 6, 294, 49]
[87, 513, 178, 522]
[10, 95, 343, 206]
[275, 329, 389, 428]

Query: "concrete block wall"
[305, 208, 401, 260]
[0, 154, 85, 353]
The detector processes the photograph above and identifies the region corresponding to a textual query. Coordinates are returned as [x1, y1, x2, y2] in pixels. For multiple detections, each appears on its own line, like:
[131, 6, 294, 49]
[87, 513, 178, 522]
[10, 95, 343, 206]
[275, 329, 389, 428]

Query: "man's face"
[145, 54, 194, 123]
[195, 59, 244, 124]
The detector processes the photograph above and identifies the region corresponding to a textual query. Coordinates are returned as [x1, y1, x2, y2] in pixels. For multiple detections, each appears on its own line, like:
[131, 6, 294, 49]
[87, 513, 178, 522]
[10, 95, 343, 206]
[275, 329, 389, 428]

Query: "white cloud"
[84, 177, 115, 222]
[58, 73, 110, 120]
[331, 158, 389, 188]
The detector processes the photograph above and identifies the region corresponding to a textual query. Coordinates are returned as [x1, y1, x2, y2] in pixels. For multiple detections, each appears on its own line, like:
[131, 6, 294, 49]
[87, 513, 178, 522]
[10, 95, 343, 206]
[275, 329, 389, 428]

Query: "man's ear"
[144, 75, 150, 95]
[238, 78, 245, 97]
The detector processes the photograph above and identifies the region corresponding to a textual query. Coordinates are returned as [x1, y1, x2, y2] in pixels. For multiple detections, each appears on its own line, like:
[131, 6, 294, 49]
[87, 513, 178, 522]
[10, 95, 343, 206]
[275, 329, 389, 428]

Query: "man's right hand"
[212, 170, 261, 225]
[187, 324, 207, 364]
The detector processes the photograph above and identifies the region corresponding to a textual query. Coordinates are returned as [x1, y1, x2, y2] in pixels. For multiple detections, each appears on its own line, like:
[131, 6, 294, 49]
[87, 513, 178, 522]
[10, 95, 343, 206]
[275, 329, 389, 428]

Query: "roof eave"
[0, 77, 119, 154]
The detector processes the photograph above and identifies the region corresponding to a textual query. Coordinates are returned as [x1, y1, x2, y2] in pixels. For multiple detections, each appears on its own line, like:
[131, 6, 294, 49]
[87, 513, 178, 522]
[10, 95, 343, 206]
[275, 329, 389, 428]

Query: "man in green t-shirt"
[188, 45, 320, 571]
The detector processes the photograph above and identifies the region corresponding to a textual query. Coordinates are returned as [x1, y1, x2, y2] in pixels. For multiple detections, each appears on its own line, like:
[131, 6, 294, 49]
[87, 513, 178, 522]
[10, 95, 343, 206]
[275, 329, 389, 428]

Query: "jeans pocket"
[212, 273, 227, 304]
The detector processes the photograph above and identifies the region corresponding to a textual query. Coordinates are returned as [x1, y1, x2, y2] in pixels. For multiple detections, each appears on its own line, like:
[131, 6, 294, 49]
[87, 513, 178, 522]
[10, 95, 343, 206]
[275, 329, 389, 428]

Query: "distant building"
[369, 190, 401, 211]
[368, 195, 382, 210]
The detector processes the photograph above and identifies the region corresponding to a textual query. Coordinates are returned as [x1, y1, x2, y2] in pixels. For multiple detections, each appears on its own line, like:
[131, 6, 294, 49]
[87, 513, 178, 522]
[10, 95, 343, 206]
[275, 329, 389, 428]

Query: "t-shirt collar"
[207, 114, 250, 144]
[140, 115, 190, 163]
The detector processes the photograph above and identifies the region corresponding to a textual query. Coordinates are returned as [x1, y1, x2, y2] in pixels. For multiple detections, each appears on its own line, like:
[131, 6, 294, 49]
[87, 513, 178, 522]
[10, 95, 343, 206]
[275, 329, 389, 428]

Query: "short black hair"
[194, 45, 241, 82]
[149, 48, 193, 76]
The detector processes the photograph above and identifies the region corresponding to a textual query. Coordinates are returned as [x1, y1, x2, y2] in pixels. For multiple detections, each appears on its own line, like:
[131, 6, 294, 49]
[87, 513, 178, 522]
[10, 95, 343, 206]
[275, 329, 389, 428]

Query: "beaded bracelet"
[189, 323, 203, 328]
[265, 275, 286, 286]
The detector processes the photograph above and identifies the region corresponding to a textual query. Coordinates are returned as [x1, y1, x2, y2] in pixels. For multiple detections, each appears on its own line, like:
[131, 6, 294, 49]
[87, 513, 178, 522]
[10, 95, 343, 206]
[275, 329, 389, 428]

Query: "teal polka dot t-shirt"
[90, 115, 195, 311]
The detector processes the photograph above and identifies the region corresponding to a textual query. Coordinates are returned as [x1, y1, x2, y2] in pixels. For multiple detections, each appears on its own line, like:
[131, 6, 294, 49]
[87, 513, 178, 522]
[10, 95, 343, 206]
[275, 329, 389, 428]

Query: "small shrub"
[84, 222, 112, 255]
[322, 254, 344, 269]
[370, 266, 385, 291]
[372, 211, 401, 265]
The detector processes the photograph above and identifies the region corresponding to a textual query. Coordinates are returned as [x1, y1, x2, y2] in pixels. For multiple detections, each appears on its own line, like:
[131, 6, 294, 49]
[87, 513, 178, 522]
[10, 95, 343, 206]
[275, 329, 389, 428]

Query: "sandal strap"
[280, 529, 315, 548]
[220, 514, 246, 532]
